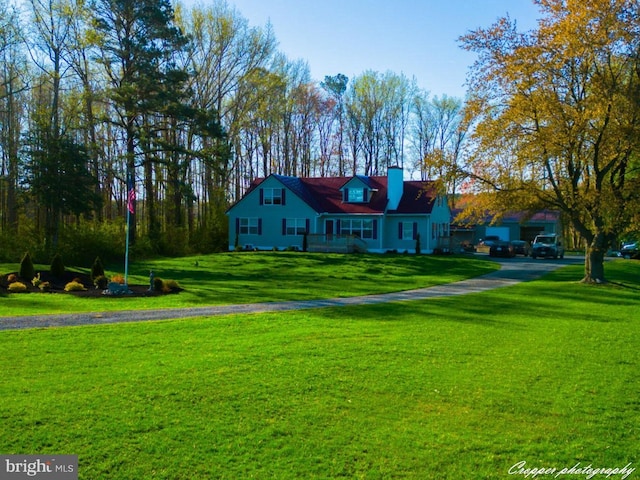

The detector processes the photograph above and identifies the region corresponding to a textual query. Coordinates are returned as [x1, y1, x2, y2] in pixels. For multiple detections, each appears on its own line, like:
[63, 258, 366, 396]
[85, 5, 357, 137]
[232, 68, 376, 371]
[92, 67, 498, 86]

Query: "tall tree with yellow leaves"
[460, 0, 640, 283]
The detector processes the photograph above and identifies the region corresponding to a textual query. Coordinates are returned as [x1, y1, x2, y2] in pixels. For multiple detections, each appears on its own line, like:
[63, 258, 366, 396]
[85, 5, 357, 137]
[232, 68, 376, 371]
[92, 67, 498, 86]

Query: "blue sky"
[222, 0, 541, 98]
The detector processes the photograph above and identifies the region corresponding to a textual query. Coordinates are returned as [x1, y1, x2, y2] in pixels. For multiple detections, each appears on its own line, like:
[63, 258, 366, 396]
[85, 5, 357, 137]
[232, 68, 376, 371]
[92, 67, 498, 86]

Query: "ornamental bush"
[64, 281, 86, 292]
[153, 277, 164, 292]
[19, 252, 35, 281]
[50, 253, 65, 278]
[91, 256, 105, 281]
[8, 281, 28, 293]
[93, 275, 108, 289]
[164, 279, 180, 291]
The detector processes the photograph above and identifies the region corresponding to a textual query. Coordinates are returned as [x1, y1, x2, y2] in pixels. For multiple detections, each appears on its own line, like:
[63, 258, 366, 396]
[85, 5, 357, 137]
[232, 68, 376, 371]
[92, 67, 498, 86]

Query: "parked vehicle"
[531, 233, 564, 259]
[476, 235, 501, 253]
[510, 240, 531, 256]
[489, 240, 515, 257]
[621, 242, 639, 259]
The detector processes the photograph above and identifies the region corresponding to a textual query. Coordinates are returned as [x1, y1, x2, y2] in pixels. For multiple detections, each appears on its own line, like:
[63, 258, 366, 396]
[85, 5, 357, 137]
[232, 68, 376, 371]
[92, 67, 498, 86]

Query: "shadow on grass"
[608, 281, 640, 291]
[317, 260, 639, 327]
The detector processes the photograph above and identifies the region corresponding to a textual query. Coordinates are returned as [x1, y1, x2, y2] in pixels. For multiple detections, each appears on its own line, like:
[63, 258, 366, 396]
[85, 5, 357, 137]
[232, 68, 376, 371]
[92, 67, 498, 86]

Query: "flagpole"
[124, 201, 130, 287]
[124, 171, 134, 288]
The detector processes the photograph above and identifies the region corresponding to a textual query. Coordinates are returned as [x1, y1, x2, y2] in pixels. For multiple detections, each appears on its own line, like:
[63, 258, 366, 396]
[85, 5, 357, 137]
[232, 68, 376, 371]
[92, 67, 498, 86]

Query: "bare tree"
[0, 1, 28, 233]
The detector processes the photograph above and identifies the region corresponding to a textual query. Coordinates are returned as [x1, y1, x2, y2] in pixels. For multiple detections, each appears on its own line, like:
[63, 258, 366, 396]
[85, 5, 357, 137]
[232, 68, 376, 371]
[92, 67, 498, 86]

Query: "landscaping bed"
[0, 270, 165, 297]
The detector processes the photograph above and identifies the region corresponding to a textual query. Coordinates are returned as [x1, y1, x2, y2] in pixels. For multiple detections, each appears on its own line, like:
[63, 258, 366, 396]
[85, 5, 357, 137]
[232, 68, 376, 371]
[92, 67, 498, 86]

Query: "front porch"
[307, 234, 368, 253]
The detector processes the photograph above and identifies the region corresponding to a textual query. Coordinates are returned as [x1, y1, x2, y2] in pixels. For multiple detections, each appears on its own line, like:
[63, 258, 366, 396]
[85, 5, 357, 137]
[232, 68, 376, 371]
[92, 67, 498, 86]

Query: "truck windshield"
[535, 236, 555, 244]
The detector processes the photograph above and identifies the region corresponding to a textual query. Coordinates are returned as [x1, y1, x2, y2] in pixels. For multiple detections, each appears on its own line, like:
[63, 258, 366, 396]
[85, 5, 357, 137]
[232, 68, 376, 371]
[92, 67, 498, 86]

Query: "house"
[226, 167, 451, 253]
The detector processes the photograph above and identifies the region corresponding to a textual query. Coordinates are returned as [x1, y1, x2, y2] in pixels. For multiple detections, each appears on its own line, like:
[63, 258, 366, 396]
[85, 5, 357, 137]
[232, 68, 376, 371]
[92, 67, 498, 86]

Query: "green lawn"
[0, 252, 497, 316]
[0, 260, 638, 479]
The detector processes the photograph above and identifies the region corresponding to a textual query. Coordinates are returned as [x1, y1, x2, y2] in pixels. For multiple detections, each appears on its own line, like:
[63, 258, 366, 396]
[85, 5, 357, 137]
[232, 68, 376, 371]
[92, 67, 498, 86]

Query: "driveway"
[0, 256, 582, 331]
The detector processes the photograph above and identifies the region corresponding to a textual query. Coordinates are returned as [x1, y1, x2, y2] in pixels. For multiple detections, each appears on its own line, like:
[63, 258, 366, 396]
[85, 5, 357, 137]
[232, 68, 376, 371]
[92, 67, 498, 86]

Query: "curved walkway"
[0, 257, 579, 331]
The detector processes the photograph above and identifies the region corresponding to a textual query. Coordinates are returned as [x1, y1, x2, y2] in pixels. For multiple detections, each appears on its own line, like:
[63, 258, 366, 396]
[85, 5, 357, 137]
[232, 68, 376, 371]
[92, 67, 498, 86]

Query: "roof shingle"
[241, 174, 437, 215]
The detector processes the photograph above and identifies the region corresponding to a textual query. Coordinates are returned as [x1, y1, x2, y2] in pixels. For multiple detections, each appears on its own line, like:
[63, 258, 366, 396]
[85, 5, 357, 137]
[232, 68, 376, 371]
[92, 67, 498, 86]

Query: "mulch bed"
[0, 270, 166, 297]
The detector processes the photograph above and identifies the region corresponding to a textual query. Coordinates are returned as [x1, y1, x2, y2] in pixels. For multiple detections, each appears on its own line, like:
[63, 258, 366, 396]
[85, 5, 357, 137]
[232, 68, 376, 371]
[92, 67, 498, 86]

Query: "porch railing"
[307, 234, 368, 253]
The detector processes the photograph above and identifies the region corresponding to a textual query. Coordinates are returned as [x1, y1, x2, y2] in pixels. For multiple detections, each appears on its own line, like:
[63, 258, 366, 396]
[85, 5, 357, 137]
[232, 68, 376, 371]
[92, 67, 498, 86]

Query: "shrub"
[91, 256, 105, 281]
[7, 273, 18, 283]
[19, 252, 35, 280]
[50, 253, 65, 278]
[32, 273, 42, 287]
[164, 279, 180, 291]
[64, 281, 86, 292]
[8, 281, 28, 293]
[56, 220, 125, 265]
[111, 274, 125, 284]
[153, 277, 165, 292]
[39, 281, 51, 292]
[93, 275, 108, 289]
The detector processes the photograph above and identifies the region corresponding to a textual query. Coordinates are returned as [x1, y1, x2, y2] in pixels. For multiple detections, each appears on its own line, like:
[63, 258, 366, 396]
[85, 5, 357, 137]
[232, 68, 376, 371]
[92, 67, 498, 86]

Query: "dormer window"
[349, 188, 364, 202]
[343, 187, 369, 203]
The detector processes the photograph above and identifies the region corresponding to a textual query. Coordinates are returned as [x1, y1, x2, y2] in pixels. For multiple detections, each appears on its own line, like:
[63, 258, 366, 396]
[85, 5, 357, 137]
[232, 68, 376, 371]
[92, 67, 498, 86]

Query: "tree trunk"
[144, 154, 160, 246]
[582, 238, 606, 284]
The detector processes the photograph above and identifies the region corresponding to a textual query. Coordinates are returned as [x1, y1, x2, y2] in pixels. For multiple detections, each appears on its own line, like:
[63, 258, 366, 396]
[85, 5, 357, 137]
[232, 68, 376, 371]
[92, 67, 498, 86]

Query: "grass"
[0, 260, 638, 479]
[0, 252, 497, 317]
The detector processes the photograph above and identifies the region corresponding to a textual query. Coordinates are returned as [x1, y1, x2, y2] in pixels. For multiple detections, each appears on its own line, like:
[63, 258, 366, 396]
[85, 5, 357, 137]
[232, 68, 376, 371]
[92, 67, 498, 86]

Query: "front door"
[325, 220, 334, 239]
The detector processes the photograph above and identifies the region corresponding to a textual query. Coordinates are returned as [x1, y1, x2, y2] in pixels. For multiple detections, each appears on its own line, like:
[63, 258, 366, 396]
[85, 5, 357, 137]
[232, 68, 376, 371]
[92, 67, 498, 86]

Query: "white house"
[227, 167, 451, 253]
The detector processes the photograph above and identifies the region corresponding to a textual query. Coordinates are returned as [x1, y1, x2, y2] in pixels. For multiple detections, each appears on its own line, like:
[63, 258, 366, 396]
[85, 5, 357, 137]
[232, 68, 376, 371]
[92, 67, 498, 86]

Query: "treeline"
[0, 0, 468, 263]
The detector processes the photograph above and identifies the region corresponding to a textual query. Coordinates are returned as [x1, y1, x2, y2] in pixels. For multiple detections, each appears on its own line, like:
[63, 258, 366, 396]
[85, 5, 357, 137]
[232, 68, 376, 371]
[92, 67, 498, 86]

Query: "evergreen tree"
[24, 131, 102, 249]
[93, 0, 191, 243]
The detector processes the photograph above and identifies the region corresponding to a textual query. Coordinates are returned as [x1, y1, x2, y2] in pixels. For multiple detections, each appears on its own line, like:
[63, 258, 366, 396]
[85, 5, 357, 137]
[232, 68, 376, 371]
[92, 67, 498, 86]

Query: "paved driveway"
[0, 256, 583, 331]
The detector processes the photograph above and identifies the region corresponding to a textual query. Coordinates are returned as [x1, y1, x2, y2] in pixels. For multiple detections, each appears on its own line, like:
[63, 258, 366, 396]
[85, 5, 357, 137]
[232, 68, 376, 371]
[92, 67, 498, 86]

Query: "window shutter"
[282, 219, 286, 235]
[337, 219, 341, 233]
[398, 222, 403, 240]
[235, 218, 240, 234]
[259, 189, 264, 205]
[258, 218, 262, 235]
[343, 188, 349, 202]
[281, 188, 286, 205]
[363, 189, 369, 202]
[305, 219, 310, 233]
[413, 222, 418, 240]
[373, 219, 378, 240]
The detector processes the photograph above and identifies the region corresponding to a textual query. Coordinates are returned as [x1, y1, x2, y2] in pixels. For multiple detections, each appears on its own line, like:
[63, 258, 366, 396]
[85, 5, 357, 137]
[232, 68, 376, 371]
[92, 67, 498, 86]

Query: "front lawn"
[0, 260, 638, 479]
[0, 252, 497, 317]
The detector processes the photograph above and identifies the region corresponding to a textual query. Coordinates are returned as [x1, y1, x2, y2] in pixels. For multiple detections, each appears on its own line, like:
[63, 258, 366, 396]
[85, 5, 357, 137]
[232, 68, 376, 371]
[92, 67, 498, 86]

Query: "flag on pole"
[127, 180, 136, 214]
[124, 171, 134, 289]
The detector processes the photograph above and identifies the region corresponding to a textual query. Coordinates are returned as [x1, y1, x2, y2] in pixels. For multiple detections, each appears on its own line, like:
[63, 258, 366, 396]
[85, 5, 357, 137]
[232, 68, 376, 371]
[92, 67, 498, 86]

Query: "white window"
[286, 219, 307, 236]
[348, 188, 364, 202]
[341, 219, 374, 239]
[402, 222, 414, 240]
[263, 188, 282, 205]
[239, 218, 259, 235]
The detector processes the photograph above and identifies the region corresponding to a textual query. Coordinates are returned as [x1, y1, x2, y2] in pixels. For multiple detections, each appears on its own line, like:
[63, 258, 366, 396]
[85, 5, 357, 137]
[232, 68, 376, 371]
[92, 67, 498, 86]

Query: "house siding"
[384, 215, 429, 253]
[227, 176, 317, 250]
